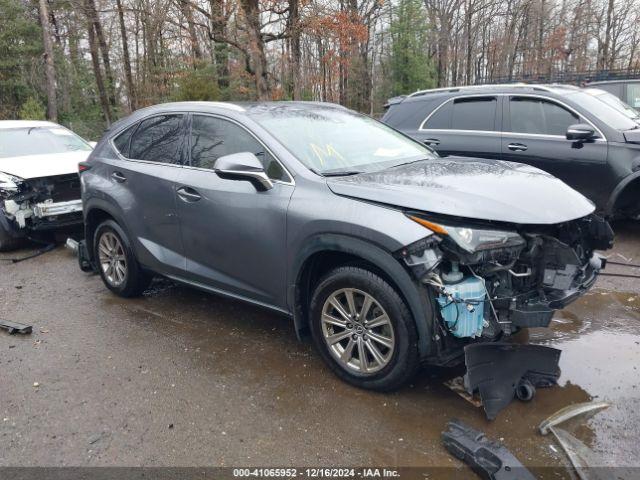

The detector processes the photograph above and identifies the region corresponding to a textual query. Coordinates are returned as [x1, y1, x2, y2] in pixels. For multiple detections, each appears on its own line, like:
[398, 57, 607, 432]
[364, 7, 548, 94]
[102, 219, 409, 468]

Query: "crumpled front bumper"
[2, 198, 83, 232]
[508, 253, 606, 329]
[33, 199, 83, 218]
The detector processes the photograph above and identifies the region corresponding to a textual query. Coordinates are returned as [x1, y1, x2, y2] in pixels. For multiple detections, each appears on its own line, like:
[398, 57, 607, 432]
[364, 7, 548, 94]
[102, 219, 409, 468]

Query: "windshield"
[566, 91, 638, 131]
[249, 105, 436, 174]
[0, 126, 92, 158]
[584, 88, 640, 122]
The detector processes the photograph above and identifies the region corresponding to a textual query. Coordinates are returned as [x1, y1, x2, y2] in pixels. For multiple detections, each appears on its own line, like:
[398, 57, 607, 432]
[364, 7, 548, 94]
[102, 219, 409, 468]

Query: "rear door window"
[129, 114, 186, 164]
[508, 97, 578, 136]
[112, 124, 136, 158]
[189, 115, 289, 182]
[423, 101, 452, 129]
[450, 97, 497, 131]
[627, 83, 640, 109]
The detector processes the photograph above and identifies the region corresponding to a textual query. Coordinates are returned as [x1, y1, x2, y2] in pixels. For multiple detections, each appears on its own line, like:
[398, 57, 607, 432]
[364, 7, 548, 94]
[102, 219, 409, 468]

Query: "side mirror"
[213, 152, 273, 191]
[566, 124, 595, 141]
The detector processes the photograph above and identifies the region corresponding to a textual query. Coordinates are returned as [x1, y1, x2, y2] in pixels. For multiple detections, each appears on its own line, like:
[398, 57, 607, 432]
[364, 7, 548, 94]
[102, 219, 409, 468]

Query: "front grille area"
[29, 174, 81, 202]
[50, 174, 81, 202]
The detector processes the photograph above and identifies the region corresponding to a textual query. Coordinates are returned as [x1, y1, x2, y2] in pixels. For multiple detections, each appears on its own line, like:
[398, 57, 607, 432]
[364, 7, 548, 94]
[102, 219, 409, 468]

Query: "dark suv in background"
[588, 79, 640, 111]
[383, 84, 640, 218]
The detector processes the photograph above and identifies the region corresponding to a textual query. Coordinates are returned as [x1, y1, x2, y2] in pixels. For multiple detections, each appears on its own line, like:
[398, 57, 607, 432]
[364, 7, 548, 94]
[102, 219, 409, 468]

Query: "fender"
[83, 196, 132, 262]
[288, 233, 434, 358]
[605, 170, 640, 216]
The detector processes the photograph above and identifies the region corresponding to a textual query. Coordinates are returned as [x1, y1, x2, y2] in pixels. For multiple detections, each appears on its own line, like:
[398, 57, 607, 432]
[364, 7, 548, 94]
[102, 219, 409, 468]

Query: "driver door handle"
[176, 186, 202, 202]
[507, 143, 528, 152]
[423, 138, 440, 146]
[111, 171, 127, 183]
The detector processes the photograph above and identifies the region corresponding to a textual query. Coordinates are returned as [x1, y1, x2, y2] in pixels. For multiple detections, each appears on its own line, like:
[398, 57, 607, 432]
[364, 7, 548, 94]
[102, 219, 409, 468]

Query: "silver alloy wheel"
[98, 231, 127, 287]
[321, 288, 395, 374]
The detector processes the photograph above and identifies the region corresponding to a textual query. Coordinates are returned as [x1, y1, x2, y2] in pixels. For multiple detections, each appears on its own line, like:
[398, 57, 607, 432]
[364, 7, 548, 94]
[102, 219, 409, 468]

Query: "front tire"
[0, 222, 22, 252]
[94, 220, 150, 297]
[309, 266, 420, 391]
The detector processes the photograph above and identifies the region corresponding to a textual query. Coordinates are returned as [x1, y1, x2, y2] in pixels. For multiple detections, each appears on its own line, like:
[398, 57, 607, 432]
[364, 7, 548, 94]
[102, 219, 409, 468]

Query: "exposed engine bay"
[398, 212, 613, 418]
[0, 172, 83, 234]
[399, 213, 614, 359]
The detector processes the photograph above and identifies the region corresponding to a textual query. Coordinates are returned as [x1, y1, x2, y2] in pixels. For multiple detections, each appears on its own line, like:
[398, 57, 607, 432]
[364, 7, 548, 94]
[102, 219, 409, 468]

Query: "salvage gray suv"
[80, 101, 613, 395]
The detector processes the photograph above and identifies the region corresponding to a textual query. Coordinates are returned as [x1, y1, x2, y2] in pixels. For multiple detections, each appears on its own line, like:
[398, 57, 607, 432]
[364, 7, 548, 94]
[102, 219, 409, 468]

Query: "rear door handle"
[423, 138, 440, 146]
[111, 171, 127, 182]
[507, 143, 528, 152]
[176, 186, 202, 202]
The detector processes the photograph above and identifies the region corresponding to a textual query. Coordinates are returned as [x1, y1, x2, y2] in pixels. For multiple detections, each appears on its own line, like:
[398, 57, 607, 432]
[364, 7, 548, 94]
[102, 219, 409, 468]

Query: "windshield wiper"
[320, 169, 363, 177]
[386, 157, 430, 170]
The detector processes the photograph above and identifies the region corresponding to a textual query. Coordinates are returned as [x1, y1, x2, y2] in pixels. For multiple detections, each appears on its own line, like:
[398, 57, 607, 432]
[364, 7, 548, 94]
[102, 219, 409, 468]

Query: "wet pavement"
[1, 222, 639, 476]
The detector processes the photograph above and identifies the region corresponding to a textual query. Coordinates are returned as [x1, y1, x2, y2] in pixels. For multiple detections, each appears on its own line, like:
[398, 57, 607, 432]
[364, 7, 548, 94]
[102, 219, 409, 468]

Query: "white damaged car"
[0, 121, 93, 251]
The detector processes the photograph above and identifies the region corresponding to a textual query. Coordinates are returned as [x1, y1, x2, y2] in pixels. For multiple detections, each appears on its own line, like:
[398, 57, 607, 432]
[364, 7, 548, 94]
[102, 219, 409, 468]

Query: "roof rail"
[407, 83, 557, 98]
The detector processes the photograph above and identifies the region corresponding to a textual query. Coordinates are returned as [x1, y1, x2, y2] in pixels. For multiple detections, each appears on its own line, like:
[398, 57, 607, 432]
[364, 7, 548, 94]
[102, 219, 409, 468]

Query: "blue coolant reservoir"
[436, 277, 486, 338]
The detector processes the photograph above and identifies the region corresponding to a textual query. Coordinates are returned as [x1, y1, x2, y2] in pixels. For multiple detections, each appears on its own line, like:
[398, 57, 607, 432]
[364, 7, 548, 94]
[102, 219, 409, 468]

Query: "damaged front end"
[398, 212, 614, 417]
[0, 171, 83, 239]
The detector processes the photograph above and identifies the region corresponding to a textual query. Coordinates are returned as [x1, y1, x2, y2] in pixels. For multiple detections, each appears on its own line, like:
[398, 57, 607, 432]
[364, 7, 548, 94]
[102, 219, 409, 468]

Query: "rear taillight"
[78, 162, 91, 173]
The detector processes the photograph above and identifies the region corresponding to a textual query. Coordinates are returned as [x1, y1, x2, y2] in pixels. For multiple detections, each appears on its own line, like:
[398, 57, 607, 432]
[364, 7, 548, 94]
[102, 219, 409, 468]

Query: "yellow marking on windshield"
[310, 143, 347, 167]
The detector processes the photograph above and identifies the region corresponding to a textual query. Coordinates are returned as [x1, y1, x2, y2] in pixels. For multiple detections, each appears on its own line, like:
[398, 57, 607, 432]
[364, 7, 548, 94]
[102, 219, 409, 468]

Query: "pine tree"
[388, 0, 437, 95]
[0, 0, 43, 119]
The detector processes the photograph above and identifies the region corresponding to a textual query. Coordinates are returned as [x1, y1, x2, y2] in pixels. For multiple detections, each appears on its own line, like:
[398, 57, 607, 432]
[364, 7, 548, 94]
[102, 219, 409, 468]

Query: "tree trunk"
[38, 0, 58, 122]
[464, 0, 473, 84]
[239, 0, 269, 99]
[210, 0, 229, 89]
[85, 0, 116, 107]
[87, 18, 112, 125]
[599, 0, 614, 70]
[537, 0, 546, 75]
[179, 0, 203, 63]
[116, 0, 136, 111]
[288, 0, 301, 99]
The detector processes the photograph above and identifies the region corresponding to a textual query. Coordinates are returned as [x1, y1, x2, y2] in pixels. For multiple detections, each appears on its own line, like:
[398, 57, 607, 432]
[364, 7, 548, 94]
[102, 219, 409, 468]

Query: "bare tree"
[117, 0, 137, 111]
[38, 0, 58, 121]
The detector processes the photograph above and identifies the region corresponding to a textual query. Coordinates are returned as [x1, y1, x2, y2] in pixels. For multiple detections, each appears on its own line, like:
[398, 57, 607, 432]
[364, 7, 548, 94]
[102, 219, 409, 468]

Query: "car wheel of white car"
[0, 223, 22, 252]
[94, 219, 151, 297]
[309, 266, 420, 391]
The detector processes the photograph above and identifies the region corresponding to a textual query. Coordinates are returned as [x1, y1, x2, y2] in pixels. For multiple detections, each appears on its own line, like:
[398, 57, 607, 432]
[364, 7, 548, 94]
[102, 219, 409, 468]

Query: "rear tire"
[309, 266, 420, 391]
[93, 220, 150, 297]
[0, 223, 22, 252]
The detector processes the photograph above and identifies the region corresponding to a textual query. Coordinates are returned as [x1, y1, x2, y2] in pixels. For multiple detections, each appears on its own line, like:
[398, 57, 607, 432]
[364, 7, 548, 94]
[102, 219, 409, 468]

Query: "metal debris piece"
[0, 319, 33, 334]
[442, 419, 536, 480]
[539, 401, 610, 435]
[65, 237, 79, 253]
[539, 401, 622, 480]
[551, 427, 609, 480]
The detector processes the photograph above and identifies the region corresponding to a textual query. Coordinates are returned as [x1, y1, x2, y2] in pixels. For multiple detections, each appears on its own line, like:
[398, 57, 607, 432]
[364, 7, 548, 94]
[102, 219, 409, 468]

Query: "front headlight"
[408, 215, 524, 253]
[445, 225, 524, 252]
[0, 172, 21, 193]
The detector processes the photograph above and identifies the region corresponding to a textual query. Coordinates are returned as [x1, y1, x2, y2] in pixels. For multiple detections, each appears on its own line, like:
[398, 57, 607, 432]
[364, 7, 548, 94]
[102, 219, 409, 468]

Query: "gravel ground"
[1, 221, 639, 478]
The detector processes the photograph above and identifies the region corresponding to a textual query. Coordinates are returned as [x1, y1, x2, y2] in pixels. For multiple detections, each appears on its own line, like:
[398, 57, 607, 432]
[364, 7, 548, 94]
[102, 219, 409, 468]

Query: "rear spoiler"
[383, 95, 407, 109]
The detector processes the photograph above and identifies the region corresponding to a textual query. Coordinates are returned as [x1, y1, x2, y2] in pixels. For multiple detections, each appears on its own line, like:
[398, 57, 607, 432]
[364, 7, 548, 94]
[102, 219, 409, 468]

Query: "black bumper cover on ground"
[442, 419, 536, 480]
[464, 343, 561, 420]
